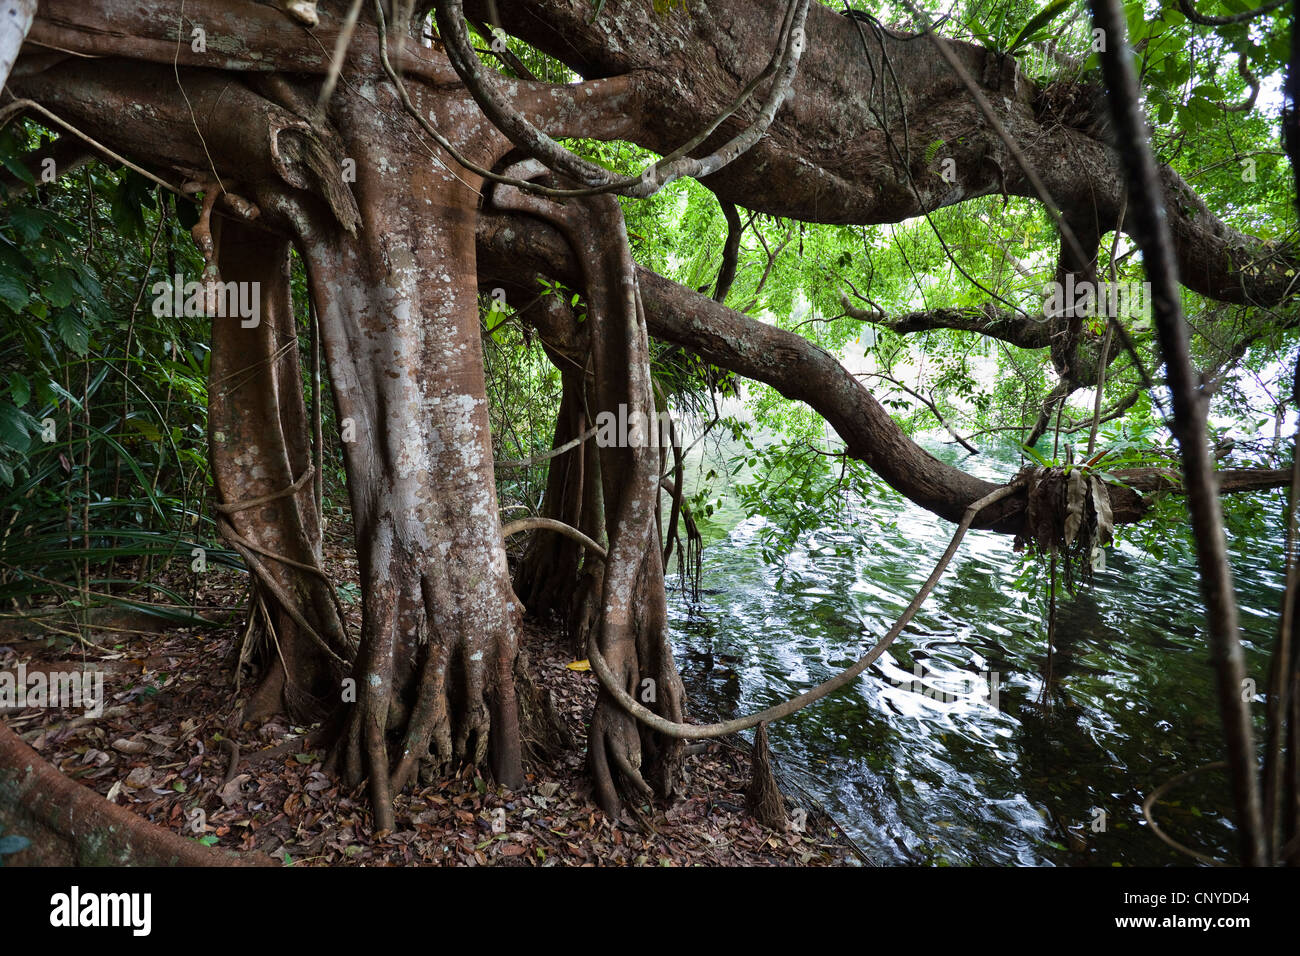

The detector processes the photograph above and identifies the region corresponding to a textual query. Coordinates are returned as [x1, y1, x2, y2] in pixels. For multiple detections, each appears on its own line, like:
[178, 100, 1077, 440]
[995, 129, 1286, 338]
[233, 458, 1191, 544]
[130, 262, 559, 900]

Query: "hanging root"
[491, 156, 1028, 808]
[745, 721, 788, 830]
[584, 480, 1024, 741]
[183, 179, 262, 314]
[187, 182, 223, 314]
[491, 162, 688, 813]
[1142, 760, 1229, 866]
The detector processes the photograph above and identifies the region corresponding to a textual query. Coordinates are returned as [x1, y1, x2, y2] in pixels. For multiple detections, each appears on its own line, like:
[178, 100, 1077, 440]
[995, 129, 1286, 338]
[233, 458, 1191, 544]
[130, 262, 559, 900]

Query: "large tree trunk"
[6, 31, 662, 825]
[510, 357, 609, 660]
[261, 77, 533, 828]
[209, 218, 350, 723]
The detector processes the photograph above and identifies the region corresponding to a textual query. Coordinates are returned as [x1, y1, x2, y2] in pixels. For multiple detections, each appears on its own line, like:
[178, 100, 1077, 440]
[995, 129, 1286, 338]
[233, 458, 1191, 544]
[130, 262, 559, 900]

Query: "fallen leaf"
[219, 773, 251, 807]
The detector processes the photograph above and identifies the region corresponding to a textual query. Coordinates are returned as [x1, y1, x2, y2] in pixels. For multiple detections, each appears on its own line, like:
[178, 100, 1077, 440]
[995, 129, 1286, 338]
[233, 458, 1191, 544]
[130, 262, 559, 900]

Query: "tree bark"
[0, 0, 35, 90]
[490, 172, 686, 811]
[264, 79, 532, 824]
[0, 722, 268, 865]
[209, 218, 350, 723]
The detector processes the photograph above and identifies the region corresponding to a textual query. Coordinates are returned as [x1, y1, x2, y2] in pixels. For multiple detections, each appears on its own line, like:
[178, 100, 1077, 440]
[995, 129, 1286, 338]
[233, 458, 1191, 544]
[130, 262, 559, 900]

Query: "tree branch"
[477, 211, 1281, 541]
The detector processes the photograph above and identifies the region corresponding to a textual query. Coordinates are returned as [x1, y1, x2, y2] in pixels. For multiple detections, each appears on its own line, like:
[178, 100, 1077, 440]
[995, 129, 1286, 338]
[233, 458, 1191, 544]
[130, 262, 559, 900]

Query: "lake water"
[667, 437, 1286, 866]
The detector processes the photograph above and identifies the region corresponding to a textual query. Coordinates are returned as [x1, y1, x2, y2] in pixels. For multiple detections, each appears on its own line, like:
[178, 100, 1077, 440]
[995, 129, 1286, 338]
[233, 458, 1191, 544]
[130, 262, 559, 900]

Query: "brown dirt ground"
[0, 542, 861, 867]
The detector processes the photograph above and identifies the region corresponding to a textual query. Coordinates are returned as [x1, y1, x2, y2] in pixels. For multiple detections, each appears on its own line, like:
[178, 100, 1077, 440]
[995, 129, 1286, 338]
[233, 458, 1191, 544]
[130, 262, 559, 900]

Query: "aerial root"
[586, 481, 1025, 740]
[610, 746, 654, 801]
[501, 485, 1028, 745]
[745, 721, 788, 830]
[1142, 760, 1228, 866]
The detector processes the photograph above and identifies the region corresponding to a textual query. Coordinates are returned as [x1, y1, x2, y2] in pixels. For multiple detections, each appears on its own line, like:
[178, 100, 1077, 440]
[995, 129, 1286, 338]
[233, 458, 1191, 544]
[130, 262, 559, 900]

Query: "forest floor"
[0, 540, 860, 866]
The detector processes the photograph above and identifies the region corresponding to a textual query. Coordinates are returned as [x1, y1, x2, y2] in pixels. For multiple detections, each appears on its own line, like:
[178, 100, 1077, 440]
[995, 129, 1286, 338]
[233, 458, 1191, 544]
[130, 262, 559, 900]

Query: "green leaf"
[1183, 96, 1219, 128]
[0, 273, 28, 313]
[1021, 444, 1051, 467]
[109, 170, 156, 238]
[0, 150, 36, 187]
[124, 417, 163, 442]
[1007, 0, 1075, 55]
[0, 402, 31, 453]
[53, 308, 89, 355]
[44, 267, 76, 309]
[7, 206, 47, 243]
[7, 373, 30, 407]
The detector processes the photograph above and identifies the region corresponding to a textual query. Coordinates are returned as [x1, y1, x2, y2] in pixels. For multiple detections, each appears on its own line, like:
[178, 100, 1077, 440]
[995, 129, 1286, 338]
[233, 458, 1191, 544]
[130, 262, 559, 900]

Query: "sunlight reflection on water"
[667, 437, 1284, 866]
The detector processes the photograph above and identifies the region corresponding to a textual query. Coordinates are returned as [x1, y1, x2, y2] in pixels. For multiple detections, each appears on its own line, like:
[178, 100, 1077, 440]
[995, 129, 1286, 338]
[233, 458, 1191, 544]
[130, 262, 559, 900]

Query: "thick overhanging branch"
[1177, 0, 1286, 26]
[475, 0, 1299, 311]
[435, 0, 811, 198]
[10, 59, 360, 231]
[23, 0, 457, 83]
[477, 209, 1293, 535]
[20, 0, 649, 146]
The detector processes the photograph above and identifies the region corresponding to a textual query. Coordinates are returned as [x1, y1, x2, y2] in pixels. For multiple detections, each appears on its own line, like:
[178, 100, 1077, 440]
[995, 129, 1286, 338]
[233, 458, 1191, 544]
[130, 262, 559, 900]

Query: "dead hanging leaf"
[1064, 467, 1087, 547]
[1090, 476, 1113, 546]
[566, 660, 591, 672]
[1018, 466, 1053, 552]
